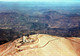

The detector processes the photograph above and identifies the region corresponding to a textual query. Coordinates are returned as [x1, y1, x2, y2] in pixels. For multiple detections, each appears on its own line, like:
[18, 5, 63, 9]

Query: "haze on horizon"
[0, 0, 80, 3]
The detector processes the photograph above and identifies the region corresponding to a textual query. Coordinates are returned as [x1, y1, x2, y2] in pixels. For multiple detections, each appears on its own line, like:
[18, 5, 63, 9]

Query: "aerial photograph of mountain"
[0, 0, 80, 56]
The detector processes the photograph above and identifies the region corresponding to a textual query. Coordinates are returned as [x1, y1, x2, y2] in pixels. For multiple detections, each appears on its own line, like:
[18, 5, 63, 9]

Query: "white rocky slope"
[0, 34, 80, 56]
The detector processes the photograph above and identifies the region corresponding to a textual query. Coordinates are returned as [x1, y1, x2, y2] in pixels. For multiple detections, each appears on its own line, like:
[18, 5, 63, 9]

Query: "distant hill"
[0, 5, 80, 39]
[0, 10, 80, 30]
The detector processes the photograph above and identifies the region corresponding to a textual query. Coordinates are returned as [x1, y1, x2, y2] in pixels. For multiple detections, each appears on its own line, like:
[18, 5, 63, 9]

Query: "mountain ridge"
[0, 34, 80, 56]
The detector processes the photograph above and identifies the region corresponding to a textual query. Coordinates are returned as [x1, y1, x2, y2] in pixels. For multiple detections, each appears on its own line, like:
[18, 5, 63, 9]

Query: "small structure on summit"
[22, 36, 26, 43]
[22, 34, 37, 44]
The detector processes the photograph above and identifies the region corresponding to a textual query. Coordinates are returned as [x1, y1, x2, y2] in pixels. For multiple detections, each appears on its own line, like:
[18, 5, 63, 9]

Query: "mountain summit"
[0, 34, 80, 56]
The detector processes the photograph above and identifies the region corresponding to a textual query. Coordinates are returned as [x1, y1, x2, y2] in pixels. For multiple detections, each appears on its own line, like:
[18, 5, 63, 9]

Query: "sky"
[0, 0, 80, 2]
